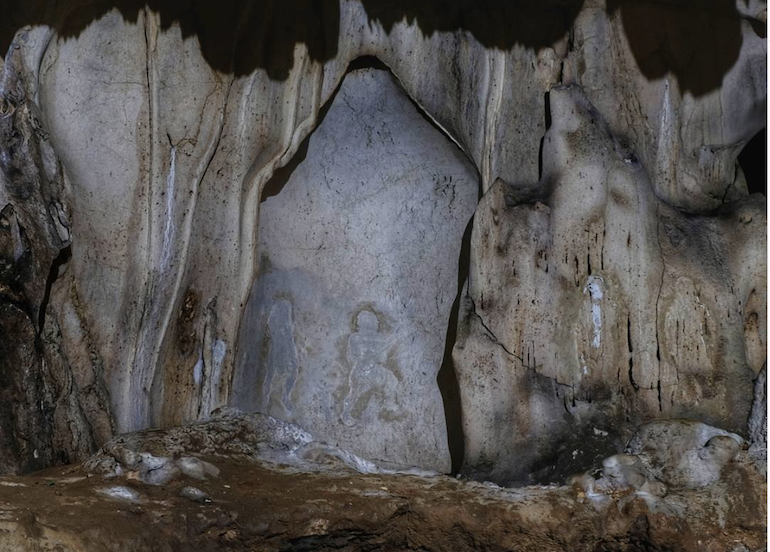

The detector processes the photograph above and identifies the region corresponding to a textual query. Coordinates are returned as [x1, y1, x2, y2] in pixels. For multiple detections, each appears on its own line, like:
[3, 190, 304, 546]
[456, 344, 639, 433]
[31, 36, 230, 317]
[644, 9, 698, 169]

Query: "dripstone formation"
[0, 0, 765, 549]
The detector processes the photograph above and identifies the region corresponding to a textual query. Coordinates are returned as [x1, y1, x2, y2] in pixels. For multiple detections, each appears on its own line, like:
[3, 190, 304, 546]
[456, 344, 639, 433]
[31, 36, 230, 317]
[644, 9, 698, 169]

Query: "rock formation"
[0, 35, 113, 474]
[230, 66, 478, 473]
[0, 0, 765, 537]
[455, 84, 766, 484]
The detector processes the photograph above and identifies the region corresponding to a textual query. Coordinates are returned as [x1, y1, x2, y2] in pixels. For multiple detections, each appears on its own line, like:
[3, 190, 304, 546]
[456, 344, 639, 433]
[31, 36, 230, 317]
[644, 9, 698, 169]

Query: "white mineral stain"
[200, 339, 228, 417]
[193, 352, 203, 386]
[584, 276, 604, 349]
[213, 339, 227, 367]
[97, 486, 141, 501]
[124, 146, 180, 432]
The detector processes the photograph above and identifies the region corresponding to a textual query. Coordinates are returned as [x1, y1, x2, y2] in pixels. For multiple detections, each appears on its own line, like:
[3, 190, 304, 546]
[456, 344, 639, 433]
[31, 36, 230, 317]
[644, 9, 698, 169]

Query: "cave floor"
[0, 456, 764, 552]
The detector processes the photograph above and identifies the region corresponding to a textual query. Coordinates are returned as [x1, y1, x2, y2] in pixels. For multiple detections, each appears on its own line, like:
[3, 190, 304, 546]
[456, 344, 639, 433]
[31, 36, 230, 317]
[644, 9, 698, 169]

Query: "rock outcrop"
[568, 419, 748, 498]
[0, 0, 764, 488]
[455, 84, 766, 484]
[0, 34, 113, 474]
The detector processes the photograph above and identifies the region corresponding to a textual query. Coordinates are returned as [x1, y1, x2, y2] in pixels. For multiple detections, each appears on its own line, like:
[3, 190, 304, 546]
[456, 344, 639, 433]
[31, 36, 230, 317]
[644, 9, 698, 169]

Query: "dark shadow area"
[0, 0, 751, 94]
[37, 243, 71, 335]
[1, 0, 584, 80]
[537, 91, 552, 182]
[437, 215, 475, 475]
[261, 137, 309, 203]
[529, 424, 625, 485]
[358, 0, 584, 52]
[738, 128, 766, 196]
[1, 0, 341, 81]
[606, 0, 754, 97]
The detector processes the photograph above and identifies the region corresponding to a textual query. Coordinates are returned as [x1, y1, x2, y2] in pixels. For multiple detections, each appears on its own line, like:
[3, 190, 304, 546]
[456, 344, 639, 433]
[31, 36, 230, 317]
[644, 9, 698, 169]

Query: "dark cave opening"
[738, 128, 766, 196]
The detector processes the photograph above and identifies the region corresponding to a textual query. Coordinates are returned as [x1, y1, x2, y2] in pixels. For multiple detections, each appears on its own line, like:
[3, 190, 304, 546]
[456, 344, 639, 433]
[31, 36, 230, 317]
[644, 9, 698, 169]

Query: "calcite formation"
[0, 0, 765, 501]
[0, 38, 113, 475]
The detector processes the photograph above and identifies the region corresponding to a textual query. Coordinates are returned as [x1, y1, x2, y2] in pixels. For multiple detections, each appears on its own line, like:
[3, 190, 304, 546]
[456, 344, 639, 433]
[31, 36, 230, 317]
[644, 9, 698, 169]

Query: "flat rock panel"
[232, 68, 479, 473]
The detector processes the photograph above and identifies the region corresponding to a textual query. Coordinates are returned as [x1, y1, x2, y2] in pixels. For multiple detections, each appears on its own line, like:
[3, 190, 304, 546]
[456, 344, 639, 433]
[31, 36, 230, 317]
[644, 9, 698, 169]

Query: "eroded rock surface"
[0, 0, 764, 495]
[568, 419, 749, 500]
[0, 33, 113, 475]
[84, 409, 315, 478]
[455, 84, 766, 484]
[748, 363, 767, 470]
[84, 409, 413, 485]
[625, 420, 743, 490]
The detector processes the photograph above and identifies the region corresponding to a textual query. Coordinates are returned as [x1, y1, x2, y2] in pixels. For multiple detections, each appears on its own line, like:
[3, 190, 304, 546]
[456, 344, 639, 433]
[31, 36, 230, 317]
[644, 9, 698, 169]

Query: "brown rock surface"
[0, 451, 765, 552]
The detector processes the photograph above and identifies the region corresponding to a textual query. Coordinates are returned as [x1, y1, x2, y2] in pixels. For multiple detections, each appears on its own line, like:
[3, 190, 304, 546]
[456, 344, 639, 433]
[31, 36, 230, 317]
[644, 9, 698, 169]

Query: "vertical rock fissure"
[627, 313, 637, 390]
[654, 205, 666, 412]
[36, 243, 70, 336]
[437, 215, 473, 475]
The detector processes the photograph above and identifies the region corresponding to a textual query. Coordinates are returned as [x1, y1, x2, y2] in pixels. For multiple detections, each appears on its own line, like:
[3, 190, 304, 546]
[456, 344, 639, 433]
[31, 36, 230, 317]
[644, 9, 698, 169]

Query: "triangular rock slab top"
[232, 68, 479, 473]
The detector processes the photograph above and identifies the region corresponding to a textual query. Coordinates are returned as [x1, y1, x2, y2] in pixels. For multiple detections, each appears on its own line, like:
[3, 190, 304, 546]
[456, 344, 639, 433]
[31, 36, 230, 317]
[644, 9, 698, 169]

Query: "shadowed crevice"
[437, 215, 474, 475]
[738, 127, 766, 196]
[37, 244, 71, 336]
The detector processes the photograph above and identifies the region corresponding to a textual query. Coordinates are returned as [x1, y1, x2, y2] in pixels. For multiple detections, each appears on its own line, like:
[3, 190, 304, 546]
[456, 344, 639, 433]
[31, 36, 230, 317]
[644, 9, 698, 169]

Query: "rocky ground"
[0, 455, 764, 552]
[0, 414, 765, 552]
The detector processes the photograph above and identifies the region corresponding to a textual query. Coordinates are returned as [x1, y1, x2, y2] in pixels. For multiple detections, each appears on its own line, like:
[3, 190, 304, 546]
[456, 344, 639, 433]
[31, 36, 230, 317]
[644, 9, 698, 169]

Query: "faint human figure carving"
[341, 310, 399, 426]
[262, 299, 300, 416]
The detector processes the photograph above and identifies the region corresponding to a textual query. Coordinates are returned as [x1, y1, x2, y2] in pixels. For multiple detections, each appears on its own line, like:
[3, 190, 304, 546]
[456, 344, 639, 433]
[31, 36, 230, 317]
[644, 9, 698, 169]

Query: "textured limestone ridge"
[454, 84, 766, 484]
